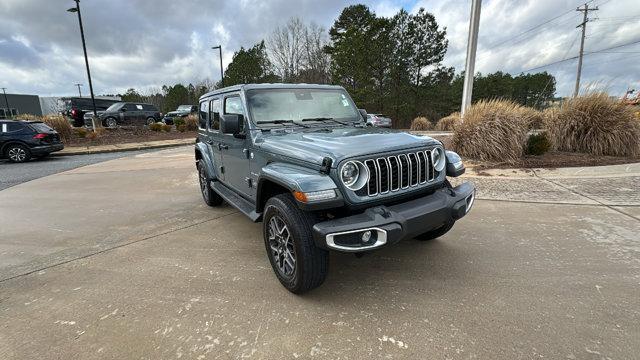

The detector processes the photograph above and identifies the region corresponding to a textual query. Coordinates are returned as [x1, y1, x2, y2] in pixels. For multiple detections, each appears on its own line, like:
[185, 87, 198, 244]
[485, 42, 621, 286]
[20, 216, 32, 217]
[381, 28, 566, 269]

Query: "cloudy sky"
[1, 0, 638, 98]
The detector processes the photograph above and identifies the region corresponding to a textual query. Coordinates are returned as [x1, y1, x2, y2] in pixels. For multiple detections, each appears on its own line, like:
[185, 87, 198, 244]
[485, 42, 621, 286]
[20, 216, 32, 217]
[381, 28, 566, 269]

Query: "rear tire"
[197, 160, 223, 207]
[414, 220, 455, 241]
[146, 117, 156, 126]
[263, 194, 329, 294]
[5, 144, 31, 163]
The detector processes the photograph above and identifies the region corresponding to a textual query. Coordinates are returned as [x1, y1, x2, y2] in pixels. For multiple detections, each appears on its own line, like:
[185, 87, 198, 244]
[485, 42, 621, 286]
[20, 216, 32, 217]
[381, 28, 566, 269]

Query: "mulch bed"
[66, 127, 197, 147]
[471, 152, 640, 171]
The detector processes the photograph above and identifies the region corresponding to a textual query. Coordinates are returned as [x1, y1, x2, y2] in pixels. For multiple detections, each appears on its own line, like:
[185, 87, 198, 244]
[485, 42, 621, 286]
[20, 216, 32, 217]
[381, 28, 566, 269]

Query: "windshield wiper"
[301, 117, 352, 126]
[258, 120, 309, 128]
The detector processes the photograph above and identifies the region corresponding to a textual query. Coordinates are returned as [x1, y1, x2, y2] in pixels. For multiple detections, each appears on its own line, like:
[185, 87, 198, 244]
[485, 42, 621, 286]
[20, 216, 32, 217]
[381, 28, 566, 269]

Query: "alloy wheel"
[106, 118, 117, 128]
[199, 165, 209, 202]
[267, 215, 296, 278]
[8, 147, 27, 162]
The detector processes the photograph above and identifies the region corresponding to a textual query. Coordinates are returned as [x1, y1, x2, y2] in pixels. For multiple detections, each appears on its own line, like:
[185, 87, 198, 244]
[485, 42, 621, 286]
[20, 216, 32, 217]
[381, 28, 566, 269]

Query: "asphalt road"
[0, 147, 638, 359]
[0, 149, 162, 191]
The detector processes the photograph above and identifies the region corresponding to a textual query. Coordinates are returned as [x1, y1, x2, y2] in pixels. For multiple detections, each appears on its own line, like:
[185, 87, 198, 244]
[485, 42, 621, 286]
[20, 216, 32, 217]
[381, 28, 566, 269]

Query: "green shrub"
[544, 93, 640, 156]
[452, 99, 533, 162]
[526, 133, 551, 155]
[149, 122, 163, 132]
[410, 116, 433, 131]
[184, 114, 198, 131]
[174, 118, 186, 127]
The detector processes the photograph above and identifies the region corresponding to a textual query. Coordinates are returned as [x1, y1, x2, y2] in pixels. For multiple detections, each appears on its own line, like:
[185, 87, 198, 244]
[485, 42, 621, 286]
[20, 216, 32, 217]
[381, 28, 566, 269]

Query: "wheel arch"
[1, 140, 30, 156]
[194, 142, 218, 180]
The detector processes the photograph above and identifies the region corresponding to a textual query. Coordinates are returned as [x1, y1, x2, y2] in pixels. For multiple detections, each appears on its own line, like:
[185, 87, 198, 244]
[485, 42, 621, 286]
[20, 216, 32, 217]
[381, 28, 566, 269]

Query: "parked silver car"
[366, 113, 392, 128]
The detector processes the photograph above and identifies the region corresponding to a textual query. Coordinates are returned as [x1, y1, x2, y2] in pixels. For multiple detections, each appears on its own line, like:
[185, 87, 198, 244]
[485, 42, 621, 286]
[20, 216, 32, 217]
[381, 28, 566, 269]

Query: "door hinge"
[245, 177, 253, 188]
[219, 166, 225, 174]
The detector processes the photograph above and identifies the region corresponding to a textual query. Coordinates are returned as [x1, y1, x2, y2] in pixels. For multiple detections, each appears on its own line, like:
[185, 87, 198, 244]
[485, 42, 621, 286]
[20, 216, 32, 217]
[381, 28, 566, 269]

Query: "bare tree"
[268, 17, 306, 82]
[299, 22, 331, 84]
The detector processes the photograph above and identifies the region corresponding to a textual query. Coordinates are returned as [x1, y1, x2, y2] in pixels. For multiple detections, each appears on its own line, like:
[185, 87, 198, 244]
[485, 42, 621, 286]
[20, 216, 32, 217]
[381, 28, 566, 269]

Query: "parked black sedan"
[93, 102, 162, 128]
[0, 120, 64, 163]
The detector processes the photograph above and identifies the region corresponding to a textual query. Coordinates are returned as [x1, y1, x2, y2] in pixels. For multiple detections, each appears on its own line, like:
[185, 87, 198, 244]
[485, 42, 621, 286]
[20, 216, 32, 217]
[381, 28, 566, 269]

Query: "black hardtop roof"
[199, 83, 346, 101]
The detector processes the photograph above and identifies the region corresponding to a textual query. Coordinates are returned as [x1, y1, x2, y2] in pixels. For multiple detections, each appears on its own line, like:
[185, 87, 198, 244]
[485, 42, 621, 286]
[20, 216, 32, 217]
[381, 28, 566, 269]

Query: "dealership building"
[0, 93, 42, 118]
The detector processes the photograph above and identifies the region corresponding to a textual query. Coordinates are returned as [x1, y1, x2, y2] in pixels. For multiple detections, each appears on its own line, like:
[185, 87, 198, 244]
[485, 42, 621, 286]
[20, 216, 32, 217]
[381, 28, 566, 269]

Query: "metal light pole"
[1, 87, 11, 119]
[68, 0, 99, 130]
[212, 45, 224, 87]
[75, 83, 83, 97]
[461, 0, 482, 117]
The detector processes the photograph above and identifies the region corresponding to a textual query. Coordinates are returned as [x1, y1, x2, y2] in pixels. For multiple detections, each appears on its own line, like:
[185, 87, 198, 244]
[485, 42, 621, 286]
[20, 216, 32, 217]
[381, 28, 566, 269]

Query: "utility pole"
[461, 0, 482, 117]
[574, 3, 598, 97]
[1, 87, 11, 119]
[68, 0, 99, 130]
[75, 83, 83, 97]
[211, 45, 224, 87]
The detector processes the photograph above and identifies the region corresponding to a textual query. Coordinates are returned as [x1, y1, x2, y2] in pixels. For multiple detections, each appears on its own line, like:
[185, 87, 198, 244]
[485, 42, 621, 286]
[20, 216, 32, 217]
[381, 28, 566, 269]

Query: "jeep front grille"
[362, 150, 436, 197]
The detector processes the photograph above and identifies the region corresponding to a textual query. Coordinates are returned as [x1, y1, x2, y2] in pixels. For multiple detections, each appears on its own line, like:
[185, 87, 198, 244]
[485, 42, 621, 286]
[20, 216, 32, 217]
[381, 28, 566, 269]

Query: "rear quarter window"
[142, 104, 158, 111]
[29, 123, 53, 133]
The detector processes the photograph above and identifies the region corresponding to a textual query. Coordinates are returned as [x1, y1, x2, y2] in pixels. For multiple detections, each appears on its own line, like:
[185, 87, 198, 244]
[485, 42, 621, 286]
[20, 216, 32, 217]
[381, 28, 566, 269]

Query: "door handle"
[218, 143, 229, 150]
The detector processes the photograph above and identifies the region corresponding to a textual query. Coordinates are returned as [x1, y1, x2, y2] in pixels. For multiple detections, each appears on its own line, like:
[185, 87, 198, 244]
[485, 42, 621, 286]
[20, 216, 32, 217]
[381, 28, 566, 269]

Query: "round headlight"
[340, 161, 369, 190]
[432, 147, 446, 172]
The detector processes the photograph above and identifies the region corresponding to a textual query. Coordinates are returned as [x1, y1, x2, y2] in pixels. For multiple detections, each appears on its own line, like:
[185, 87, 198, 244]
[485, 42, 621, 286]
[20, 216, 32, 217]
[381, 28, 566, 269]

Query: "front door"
[220, 94, 253, 199]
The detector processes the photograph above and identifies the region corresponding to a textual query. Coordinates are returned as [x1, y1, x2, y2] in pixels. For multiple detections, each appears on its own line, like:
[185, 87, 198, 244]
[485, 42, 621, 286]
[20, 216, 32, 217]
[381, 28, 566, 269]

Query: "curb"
[52, 139, 194, 157]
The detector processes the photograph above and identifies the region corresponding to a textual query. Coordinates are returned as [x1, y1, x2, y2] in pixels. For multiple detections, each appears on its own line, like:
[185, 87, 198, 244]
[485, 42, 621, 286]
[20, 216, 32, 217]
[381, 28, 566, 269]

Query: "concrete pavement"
[0, 147, 639, 359]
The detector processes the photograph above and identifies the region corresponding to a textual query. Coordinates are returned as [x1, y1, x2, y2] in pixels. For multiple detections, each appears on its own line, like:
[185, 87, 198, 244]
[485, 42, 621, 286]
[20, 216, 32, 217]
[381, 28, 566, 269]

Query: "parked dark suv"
[162, 105, 197, 125]
[93, 102, 162, 128]
[195, 83, 474, 293]
[62, 97, 119, 127]
[0, 120, 64, 162]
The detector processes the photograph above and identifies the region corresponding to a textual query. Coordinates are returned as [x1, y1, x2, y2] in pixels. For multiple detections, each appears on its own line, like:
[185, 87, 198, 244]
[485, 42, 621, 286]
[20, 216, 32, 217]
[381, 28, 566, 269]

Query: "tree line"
[116, 4, 556, 126]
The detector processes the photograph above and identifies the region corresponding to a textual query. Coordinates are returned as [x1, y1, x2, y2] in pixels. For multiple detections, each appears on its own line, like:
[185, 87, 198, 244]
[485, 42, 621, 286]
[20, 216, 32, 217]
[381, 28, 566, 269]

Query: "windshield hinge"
[320, 157, 332, 174]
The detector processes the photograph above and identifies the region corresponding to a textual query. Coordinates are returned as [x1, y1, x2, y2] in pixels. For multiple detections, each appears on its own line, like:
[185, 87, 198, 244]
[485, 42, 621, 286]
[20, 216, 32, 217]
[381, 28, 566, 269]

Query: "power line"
[521, 37, 640, 73]
[482, 0, 595, 51]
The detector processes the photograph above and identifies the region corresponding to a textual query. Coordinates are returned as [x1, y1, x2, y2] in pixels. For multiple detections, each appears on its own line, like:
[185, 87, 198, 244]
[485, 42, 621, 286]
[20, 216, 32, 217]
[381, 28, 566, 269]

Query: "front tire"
[146, 117, 156, 126]
[197, 160, 223, 206]
[263, 194, 329, 294]
[105, 117, 118, 128]
[6, 144, 31, 163]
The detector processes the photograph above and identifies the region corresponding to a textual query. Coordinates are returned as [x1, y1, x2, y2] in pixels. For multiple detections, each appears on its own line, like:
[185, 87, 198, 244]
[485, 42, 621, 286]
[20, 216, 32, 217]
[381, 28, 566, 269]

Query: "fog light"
[361, 230, 372, 243]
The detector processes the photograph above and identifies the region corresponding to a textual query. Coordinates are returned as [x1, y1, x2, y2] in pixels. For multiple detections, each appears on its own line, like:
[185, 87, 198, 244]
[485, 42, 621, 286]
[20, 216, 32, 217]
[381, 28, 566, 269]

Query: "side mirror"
[358, 109, 367, 121]
[220, 114, 244, 135]
[120, 108, 126, 112]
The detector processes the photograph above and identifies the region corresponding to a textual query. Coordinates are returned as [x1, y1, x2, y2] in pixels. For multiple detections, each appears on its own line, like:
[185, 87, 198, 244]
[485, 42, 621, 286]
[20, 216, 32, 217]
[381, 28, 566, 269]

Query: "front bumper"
[312, 181, 475, 252]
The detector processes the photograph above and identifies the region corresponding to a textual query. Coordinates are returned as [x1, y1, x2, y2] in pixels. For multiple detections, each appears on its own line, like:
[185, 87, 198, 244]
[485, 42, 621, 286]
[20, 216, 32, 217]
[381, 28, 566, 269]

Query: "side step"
[211, 181, 261, 222]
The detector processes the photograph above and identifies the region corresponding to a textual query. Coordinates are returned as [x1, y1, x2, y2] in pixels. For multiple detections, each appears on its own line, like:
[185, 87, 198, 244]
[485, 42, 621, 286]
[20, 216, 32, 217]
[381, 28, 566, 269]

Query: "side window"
[224, 96, 244, 115]
[209, 99, 221, 130]
[199, 100, 209, 129]
[124, 103, 138, 111]
[142, 104, 157, 111]
[6, 122, 24, 132]
[135, 104, 144, 110]
[0, 122, 6, 132]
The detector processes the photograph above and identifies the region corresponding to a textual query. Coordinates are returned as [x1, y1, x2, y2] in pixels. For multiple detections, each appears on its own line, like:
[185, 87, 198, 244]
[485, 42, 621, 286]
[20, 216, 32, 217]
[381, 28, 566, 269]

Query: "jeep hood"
[257, 127, 439, 165]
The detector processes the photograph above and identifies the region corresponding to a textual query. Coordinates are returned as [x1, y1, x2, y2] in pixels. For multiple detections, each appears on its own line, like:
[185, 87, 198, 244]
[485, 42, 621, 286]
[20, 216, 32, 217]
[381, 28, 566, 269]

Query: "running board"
[211, 181, 261, 222]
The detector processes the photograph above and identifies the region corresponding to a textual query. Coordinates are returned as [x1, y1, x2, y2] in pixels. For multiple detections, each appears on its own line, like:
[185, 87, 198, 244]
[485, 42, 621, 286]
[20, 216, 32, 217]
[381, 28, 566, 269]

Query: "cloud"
[0, 0, 638, 97]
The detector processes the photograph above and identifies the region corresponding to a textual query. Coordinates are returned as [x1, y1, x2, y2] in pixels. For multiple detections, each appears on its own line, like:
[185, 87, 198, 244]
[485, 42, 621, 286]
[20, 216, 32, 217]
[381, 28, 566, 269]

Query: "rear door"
[198, 99, 224, 181]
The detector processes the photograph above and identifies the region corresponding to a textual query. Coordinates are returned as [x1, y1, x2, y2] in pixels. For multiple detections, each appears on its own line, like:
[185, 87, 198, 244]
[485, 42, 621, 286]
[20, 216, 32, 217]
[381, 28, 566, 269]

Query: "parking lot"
[0, 147, 639, 359]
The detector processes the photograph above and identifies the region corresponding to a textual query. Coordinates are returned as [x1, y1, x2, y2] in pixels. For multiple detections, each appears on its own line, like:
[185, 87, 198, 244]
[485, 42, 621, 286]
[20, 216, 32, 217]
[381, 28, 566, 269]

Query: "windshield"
[246, 89, 360, 125]
[105, 102, 124, 112]
[177, 105, 192, 110]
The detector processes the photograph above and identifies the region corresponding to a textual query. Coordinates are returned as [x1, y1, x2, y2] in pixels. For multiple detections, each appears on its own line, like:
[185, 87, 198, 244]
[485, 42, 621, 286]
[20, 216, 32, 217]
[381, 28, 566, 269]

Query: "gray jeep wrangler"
[195, 84, 475, 293]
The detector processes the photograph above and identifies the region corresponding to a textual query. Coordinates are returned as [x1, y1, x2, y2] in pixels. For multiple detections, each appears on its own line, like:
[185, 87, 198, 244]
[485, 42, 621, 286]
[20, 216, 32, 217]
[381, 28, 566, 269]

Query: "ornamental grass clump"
[452, 99, 532, 162]
[42, 115, 72, 142]
[410, 116, 433, 131]
[435, 112, 461, 131]
[184, 114, 199, 131]
[545, 93, 640, 157]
